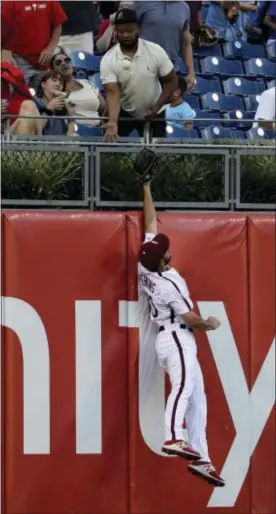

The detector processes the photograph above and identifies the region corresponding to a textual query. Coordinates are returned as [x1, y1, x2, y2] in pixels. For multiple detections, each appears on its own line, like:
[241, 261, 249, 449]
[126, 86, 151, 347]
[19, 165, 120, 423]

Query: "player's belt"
[158, 324, 193, 333]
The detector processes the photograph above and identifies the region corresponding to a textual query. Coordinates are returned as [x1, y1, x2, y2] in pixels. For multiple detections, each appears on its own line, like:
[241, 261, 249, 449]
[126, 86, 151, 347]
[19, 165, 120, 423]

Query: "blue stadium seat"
[223, 41, 266, 60]
[194, 45, 222, 58]
[201, 56, 244, 76]
[223, 77, 265, 96]
[175, 57, 199, 74]
[166, 125, 199, 138]
[224, 110, 255, 130]
[70, 51, 102, 72]
[188, 75, 221, 95]
[244, 94, 261, 111]
[201, 125, 245, 140]
[244, 58, 276, 77]
[76, 124, 102, 136]
[90, 72, 104, 92]
[185, 95, 200, 109]
[267, 41, 276, 60]
[247, 127, 276, 140]
[193, 109, 222, 128]
[201, 92, 244, 111]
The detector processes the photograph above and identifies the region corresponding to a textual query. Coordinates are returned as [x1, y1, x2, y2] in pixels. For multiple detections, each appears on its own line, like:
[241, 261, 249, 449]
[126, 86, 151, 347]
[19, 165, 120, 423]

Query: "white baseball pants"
[155, 325, 210, 462]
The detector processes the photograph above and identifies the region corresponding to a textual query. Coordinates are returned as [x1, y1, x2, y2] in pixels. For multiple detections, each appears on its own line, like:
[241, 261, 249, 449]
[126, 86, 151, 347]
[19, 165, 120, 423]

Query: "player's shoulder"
[162, 267, 189, 290]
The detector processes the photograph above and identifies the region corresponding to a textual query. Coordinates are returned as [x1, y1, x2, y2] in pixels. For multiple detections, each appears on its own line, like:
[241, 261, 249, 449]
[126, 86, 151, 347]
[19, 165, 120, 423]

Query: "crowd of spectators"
[1, 1, 276, 138]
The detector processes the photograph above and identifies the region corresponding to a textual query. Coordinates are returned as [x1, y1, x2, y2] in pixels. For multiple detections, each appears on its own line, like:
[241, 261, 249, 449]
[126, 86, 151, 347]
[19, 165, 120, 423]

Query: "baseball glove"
[133, 148, 158, 185]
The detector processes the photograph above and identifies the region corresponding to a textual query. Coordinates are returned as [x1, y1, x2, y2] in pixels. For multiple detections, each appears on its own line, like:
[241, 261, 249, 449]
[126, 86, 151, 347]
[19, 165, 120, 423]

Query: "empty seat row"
[185, 75, 266, 96]
[165, 125, 275, 140]
[199, 56, 275, 77]
[192, 109, 256, 130]
[185, 92, 261, 112]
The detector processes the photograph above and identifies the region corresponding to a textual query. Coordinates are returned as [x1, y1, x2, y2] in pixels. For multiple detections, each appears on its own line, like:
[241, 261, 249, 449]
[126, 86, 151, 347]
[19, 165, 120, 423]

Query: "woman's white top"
[69, 79, 100, 126]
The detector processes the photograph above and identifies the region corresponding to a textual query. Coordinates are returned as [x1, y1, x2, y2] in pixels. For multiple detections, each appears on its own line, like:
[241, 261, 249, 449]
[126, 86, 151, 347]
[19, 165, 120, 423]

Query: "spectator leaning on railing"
[133, 1, 196, 90]
[51, 48, 106, 126]
[1, 1, 67, 84]
[100, 8, 177, 141]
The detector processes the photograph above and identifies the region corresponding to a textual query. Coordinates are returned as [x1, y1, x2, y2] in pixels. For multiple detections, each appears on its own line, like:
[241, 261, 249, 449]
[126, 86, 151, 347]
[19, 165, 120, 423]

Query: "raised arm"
[143, 183, 158, 235]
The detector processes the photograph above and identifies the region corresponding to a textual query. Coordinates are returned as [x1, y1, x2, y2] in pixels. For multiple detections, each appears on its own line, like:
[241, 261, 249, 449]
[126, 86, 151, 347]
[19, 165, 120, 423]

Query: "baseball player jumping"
[135, 148, 225, 488]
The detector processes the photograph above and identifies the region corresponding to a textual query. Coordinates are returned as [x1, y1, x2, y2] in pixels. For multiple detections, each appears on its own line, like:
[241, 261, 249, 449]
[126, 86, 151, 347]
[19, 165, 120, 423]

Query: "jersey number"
[148, 296, 158, 318]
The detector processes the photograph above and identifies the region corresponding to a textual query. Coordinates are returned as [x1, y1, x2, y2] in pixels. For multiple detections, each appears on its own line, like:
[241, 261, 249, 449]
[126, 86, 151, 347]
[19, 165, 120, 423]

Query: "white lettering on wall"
[75, 300, 102, 454]
[1, 296, 50, 454]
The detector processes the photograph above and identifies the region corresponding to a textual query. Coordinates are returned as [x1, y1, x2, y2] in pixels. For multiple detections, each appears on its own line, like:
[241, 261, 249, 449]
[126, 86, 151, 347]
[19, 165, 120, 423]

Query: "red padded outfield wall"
[1, 211, 275, 514]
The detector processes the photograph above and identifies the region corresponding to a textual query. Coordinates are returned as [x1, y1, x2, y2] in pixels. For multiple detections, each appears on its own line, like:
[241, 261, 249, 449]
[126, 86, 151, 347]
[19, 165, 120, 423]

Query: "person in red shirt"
[1, 11, 17, 53]
[2, 1, 67, 84]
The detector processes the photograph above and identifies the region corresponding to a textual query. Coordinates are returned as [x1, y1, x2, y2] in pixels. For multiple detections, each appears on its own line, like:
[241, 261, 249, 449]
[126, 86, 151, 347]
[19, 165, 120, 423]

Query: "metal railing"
[1, 135, 275, 211]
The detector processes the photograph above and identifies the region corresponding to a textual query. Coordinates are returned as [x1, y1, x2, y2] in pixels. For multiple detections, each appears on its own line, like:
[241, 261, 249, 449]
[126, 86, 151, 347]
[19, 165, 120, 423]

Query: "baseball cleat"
[188, 461, 225, 487]
[162, 440, 201, 460]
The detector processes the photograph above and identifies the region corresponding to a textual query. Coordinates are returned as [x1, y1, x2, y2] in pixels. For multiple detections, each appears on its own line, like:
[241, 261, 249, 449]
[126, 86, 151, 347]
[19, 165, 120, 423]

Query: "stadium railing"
[1, 115, 275, 211]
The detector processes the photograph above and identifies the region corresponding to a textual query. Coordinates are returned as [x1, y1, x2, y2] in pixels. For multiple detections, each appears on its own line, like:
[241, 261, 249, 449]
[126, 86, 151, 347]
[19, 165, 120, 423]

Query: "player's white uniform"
[138, 233, 210, 462]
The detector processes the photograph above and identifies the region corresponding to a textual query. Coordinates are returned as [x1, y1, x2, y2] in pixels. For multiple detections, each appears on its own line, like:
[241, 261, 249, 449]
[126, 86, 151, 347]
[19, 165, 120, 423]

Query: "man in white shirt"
[253, 85, 276, 131]
[137, 150, 225, 487]
[100, 8, 177, 141]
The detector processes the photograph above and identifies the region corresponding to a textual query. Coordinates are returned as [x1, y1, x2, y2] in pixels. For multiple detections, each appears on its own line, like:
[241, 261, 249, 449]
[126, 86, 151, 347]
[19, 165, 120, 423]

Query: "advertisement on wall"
[1, 211, 275, 514]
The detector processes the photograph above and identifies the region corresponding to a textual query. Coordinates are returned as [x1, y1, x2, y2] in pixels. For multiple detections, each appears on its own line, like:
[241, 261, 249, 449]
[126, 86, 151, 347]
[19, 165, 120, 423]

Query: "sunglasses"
[54, 57, 72, 66]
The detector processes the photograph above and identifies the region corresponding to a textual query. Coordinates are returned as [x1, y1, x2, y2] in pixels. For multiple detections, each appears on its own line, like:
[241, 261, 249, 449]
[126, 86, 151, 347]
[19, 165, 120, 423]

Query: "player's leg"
[160, 332, 201, 460]
[185, 360, 225, 486]
[185, 359, 210, 461]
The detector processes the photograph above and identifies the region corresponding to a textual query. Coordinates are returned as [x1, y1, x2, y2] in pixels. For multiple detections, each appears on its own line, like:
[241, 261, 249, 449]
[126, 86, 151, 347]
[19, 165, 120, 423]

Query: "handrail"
[3, 114, 276, 123]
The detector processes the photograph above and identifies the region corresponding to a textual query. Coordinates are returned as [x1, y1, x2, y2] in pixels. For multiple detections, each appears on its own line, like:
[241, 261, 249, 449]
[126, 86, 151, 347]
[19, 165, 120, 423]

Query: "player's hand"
[103, 122, 119, 142]
[207, 316, 221, 330]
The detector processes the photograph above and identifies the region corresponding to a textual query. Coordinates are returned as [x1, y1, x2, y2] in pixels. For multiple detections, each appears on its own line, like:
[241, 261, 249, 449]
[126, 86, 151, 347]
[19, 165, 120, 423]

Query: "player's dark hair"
[177, 75, 188, 96]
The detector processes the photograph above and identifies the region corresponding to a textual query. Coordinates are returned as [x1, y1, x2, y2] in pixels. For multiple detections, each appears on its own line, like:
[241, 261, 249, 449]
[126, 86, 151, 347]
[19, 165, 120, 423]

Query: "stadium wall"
[1, 210, 275, 514]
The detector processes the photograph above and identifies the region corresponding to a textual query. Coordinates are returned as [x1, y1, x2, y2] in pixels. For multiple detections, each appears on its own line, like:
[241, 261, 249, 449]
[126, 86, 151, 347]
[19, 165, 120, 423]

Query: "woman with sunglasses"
[51, 48, 106, 126]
